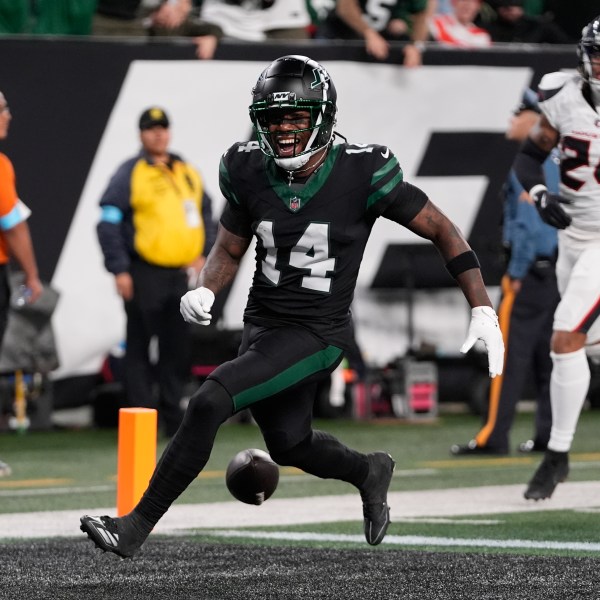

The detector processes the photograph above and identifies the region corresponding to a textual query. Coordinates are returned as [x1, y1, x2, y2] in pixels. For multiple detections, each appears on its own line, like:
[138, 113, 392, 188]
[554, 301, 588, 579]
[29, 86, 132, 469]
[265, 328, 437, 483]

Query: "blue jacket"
[503, 150, 559, 280]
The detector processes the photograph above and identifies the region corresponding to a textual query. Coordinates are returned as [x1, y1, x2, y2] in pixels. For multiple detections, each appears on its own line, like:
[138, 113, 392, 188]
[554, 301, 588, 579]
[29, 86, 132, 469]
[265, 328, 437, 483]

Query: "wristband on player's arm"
[445, 250, 480, 279]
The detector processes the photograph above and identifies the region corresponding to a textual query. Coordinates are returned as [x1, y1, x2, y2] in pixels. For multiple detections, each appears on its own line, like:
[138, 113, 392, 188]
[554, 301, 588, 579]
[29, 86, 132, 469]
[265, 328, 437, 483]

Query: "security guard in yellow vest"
[97, 106, 216, 436]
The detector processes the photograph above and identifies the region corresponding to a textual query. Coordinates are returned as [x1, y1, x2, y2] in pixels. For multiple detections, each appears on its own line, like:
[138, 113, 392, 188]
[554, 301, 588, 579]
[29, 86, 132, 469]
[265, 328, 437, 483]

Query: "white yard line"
[1, 481, 599, 541]
[200, 530, 600, 553]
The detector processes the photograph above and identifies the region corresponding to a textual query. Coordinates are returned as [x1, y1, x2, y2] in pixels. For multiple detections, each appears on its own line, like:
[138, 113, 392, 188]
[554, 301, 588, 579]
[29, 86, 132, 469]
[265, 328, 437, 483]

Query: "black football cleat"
[524, 449, 569, 500]
[80, 515, 146, 559]
[450, 440, 508, 456]
[360, 452, 395, 546]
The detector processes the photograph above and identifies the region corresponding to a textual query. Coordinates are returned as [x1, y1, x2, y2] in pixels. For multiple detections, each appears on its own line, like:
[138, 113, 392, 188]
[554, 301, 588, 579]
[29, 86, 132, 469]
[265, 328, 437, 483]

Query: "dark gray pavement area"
[1, 538, 598, 600]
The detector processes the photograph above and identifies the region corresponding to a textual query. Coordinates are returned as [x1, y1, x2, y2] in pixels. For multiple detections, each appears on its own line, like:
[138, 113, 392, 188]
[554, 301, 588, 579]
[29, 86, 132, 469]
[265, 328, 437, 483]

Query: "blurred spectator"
[93, 0, 192, 36]
[317, 0, 436, 66]
[306, 0, 336, 35]
[434, 0, 453, 14]
[148, 2, 224, 59]
[263, 0, 313, 39]
[0, 0, 27, 33]
[198, 0, 312, 42]
[544, 1, 600, 42]
[482, 0, 570, 43]
[93, 0, 223, 59]
[96, 106, 216, 437]
[0, 0, 95, 35]
[429, 0, 491, 47]
[522, 0, 545, 16]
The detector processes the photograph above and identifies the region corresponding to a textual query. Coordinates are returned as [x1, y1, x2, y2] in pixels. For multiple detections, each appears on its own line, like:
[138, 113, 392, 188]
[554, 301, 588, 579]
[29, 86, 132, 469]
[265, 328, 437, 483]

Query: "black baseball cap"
[139, 107, 170, 130]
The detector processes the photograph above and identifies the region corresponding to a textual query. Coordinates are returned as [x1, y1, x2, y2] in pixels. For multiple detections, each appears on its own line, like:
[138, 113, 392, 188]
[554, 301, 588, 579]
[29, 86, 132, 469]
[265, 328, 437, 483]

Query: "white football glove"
[180, 286, 215, 325]
[460, 306, 505, 378]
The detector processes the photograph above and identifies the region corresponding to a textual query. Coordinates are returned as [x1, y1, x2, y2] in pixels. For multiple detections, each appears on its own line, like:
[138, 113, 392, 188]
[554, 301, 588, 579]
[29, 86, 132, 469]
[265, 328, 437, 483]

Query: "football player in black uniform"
[81, 55, 504, 558]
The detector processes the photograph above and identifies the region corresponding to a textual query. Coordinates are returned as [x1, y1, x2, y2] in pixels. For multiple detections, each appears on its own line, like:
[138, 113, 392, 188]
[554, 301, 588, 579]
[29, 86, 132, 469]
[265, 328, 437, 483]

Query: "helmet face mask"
[578, 15, 600, 103]
[249, 55, 337, 171]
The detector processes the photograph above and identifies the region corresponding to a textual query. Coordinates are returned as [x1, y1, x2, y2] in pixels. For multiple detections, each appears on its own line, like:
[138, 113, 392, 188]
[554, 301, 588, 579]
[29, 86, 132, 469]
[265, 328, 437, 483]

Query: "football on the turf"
[225, 448, 279, 505]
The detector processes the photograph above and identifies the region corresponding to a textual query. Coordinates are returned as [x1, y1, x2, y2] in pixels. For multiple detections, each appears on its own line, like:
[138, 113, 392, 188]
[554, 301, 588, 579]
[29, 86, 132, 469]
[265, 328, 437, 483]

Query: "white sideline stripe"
[201, 529, 600, 553]
[1, 481, 599, 540]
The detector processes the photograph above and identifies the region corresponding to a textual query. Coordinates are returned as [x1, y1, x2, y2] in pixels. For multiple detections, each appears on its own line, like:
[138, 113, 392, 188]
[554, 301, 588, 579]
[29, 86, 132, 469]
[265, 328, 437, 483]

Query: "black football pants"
[134, 323, 369, 527]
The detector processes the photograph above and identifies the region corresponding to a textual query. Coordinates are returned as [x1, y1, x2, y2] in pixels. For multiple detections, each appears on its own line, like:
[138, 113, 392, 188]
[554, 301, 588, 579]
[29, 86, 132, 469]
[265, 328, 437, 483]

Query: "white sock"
[548, 349, 590, 453]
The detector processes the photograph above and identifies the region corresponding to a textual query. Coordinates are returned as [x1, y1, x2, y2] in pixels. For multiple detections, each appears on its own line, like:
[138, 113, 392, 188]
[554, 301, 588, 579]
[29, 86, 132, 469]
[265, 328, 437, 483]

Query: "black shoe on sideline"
[524, 449, 569, 500]
[518, 439, 547, 454]
[80, 514, 147, 559]
[450, 440, 508, 456]
[360, 452, 395, 546]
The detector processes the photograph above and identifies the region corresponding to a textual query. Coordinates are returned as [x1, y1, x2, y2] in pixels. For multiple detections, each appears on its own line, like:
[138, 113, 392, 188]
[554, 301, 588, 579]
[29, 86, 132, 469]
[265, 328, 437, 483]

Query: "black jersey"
[219, 141, 426, 349]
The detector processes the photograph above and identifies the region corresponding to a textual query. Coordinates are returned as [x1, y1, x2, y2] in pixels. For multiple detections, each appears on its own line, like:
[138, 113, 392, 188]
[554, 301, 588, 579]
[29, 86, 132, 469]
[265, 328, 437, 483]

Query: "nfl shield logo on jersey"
[289, 197, 301, 212]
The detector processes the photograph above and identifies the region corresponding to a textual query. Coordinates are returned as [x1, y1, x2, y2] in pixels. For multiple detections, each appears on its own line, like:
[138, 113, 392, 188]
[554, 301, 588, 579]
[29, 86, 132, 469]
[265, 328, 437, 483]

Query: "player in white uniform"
[513, 15, 600, 500]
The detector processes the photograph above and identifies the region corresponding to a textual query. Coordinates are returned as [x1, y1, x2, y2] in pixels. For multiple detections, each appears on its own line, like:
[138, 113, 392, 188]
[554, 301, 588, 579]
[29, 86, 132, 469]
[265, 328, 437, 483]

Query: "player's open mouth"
[275, 135, 301, 157]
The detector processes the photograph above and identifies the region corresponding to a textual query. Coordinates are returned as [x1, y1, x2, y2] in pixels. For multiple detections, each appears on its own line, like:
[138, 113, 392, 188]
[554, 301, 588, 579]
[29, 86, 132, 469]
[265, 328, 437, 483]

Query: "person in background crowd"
[482, 0, 570, 44]
[81, 54, 503, 559]
[0, 90, 43, 476]
[317, 0, 436, 66]
[544, 1, 599, 42]
[0, 0, 95, 34]
[434, 0, 453, 15]
[198, 0, 312, 43]
[451, 88, 559, 456]
[92, 0, 190, 36]
[96, 106, 216, 438]
[93, 0, 222, 60]
[513, 16, 600, 500]
[306, 0, 336, 35]
[429, 0, 491, 47]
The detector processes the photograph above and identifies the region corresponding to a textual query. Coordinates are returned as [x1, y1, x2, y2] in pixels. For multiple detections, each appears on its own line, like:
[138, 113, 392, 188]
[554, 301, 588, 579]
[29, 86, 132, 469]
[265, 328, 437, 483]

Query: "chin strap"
[282, 148, 329, 186]
[275, 153, 312, 173]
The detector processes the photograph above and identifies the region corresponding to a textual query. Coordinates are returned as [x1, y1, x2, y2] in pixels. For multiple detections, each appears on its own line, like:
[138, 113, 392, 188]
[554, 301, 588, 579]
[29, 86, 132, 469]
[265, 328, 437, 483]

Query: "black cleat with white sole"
[360, 452, 395, 546]
[80, 515, 146, 559]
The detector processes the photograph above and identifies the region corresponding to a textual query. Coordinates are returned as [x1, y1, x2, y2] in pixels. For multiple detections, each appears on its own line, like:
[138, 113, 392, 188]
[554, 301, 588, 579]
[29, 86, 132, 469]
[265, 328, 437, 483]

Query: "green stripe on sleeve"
[372, 157, 398, 184]
[367, 170, 403, 210]
[219, 159, 241, 205]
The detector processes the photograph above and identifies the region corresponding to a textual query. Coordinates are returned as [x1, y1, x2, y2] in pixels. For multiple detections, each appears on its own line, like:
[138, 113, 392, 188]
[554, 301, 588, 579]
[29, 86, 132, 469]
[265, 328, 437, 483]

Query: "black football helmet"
[578, 15, 600, 102]
[249, 55, 337, 171]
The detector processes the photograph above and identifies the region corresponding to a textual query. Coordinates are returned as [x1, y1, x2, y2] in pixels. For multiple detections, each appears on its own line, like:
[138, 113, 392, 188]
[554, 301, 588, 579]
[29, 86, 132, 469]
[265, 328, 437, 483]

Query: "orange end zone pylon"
[117, 407, 158, 516]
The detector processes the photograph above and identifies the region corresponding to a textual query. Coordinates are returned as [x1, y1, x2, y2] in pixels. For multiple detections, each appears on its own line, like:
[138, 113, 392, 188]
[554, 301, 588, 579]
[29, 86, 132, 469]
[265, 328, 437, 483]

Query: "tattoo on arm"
[198, 227, 251, 293]
[407, 200, 470, 260]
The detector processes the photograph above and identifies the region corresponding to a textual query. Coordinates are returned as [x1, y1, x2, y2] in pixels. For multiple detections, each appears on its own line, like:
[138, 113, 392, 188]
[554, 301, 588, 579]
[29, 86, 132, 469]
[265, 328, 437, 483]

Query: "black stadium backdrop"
[0, 38, 586, 416]
[0, 38, 577, 284]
